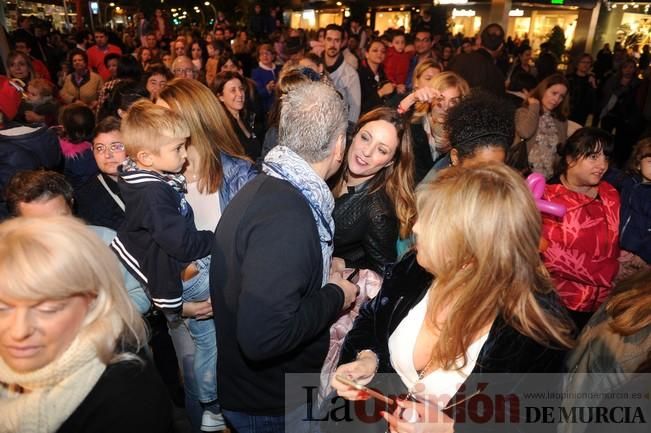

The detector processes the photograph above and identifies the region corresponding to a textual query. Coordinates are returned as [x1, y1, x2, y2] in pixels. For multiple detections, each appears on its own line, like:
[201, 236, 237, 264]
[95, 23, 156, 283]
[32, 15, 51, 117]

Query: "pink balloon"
[526, 173, 567, 218]
[526, 173, 546, 199]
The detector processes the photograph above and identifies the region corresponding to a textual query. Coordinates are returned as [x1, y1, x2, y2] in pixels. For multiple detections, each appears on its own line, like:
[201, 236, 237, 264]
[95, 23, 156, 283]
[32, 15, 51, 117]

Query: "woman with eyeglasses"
[74, 116, 128, 231]
[397, 71, 469, 183]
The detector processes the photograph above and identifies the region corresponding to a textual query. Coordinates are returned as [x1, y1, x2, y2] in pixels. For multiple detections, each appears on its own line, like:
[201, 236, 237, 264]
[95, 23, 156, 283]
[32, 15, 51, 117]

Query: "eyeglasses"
[93, 142, 125, 154]
[173, 68, 196, 76]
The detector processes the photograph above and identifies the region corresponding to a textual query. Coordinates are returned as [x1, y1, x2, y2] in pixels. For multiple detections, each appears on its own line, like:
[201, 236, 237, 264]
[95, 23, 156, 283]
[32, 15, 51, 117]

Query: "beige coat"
[60, 71, 104, 106]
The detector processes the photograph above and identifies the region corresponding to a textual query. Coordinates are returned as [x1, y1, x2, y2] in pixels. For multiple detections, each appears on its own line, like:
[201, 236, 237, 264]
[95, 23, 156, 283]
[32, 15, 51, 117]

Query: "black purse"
[507, 136, 531, 176]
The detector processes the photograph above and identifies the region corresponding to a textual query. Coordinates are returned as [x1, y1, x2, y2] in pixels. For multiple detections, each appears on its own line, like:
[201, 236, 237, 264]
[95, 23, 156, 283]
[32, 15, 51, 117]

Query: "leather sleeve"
[347, 209, 398, 275]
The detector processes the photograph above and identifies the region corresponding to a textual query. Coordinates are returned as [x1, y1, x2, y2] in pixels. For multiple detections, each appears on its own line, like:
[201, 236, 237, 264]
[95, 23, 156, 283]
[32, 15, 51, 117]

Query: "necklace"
[406, 357, 435, 402]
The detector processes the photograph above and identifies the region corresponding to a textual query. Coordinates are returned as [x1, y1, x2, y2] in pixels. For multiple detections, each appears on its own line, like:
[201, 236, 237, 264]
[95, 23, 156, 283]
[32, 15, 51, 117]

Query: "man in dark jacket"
[210, 81, 358, 433]
[449, 23, 506, 96]
[0, 125, 61, 196]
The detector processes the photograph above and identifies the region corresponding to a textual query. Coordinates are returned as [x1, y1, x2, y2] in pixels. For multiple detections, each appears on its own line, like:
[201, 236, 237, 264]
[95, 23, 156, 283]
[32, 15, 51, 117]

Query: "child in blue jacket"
[606, 137, 651, 265]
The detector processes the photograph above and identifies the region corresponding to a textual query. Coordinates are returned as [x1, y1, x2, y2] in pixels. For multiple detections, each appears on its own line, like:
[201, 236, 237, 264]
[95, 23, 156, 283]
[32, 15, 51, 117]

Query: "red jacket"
[87, 44, 122, 81]
[383, 47, 413, 85]
[541, 181, 620, 312]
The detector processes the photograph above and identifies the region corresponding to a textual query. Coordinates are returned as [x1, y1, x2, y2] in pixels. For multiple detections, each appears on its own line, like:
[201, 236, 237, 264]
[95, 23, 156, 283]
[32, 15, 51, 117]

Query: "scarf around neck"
[121, 157, 187, 194]
[0, 337, 106, 433]
[325, 53, 344, 75]
[263, 145, 334, 285]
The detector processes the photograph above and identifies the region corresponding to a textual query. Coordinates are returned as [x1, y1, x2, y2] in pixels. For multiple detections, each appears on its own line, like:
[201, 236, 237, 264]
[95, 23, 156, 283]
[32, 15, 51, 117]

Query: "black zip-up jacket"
[111, 168, 213, 316]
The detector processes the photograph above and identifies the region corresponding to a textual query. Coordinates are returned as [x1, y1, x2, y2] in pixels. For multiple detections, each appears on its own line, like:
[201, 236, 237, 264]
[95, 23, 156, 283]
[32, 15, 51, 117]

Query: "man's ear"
[335, 134, 346, 163]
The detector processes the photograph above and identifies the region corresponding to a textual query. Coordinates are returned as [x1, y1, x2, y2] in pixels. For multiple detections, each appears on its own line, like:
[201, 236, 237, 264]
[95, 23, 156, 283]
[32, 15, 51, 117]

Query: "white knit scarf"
[0, 337, 106, 433]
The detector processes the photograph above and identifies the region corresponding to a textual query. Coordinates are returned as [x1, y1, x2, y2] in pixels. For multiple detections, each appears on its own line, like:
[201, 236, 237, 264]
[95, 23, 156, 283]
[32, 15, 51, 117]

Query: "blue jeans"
[168, 319, 202, 433]
[181, 256, 217, 404]
[222, 404, 316, 433]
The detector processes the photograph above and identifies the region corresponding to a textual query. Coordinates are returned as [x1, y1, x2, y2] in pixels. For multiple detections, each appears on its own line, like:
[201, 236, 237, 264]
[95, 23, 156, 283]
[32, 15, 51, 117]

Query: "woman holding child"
[156, 79, 256, 432]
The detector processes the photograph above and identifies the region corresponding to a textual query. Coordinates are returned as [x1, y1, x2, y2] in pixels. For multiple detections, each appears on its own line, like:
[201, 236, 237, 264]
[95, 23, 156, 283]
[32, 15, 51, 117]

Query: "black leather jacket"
[333, 182, 398, 275]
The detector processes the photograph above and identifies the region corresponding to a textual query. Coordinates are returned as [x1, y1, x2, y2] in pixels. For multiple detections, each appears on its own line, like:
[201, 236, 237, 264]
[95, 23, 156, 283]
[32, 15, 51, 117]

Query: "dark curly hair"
[445, 91, 515, 161]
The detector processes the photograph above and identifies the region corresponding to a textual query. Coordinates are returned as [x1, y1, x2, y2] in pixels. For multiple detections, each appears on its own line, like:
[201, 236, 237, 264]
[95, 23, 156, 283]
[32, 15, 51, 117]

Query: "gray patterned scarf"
[263, 145, 334, 285]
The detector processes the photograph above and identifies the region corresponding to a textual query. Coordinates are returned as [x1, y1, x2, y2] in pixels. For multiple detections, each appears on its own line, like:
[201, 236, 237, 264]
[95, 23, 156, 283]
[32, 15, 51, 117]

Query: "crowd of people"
[0, 5, 650, 433]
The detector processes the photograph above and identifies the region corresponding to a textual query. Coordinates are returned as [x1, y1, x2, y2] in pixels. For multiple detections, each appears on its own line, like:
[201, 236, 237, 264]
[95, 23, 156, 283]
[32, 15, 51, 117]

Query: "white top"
[185, 182, 221, 232]
[388, 291, 489, 407]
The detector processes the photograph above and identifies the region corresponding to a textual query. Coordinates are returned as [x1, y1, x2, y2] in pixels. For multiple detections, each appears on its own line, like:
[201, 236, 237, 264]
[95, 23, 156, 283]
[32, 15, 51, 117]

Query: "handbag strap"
[97, 174, 125, 211]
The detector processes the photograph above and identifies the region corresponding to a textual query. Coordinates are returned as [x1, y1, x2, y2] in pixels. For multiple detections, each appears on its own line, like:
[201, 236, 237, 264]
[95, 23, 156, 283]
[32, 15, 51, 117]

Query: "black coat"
[358, 62, 390, 115]
[74, 173, 125, 231]
[567, 73, 597, 126]
[409, 121, 446, 184]
[57, 360, 173, 433]
[449, 49, 506, 97]
[210, 174, 345, 415]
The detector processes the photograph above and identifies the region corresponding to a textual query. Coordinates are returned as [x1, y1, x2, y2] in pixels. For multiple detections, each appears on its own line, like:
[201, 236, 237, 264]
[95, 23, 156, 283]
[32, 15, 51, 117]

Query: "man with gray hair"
[171, 55, 197, 80]
[210, 82, 358, 432]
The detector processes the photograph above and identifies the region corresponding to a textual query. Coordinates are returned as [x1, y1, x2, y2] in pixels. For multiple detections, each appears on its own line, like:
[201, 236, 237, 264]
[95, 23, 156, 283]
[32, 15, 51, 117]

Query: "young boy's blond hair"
[121, 99, 190, 157]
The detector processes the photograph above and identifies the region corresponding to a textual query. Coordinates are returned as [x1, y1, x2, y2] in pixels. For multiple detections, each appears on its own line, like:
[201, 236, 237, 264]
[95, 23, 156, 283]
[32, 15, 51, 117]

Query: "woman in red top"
[542, 127, 620, 330]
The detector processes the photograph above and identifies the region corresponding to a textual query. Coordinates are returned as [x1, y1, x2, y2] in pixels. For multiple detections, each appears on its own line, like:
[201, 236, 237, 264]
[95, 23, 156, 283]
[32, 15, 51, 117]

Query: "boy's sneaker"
[201, 410, 226, 432]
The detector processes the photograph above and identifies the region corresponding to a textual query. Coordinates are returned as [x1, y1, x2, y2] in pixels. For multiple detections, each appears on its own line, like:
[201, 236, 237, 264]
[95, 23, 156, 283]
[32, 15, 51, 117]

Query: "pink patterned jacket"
[541, 181, 620, 312]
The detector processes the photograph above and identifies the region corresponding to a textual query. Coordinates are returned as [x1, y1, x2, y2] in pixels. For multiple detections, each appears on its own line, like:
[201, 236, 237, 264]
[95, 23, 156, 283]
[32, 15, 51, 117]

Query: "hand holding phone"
[335, 374, 395, 405]
[347, 268, 360, 283]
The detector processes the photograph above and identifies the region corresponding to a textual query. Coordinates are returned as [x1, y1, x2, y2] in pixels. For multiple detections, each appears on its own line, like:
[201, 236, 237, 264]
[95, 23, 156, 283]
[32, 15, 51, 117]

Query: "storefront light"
[622, 4, 628, 9]
[437, 0, 469, 5]
[452, 8, 476, 17]
[509, 9, 525, 17]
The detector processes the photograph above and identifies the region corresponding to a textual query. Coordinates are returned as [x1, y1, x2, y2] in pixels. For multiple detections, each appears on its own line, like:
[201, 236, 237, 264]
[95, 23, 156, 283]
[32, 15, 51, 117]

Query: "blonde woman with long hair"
[0, 217, 172, 433]
[332, 164, 574, 432]
[396, 71, 469, 183]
